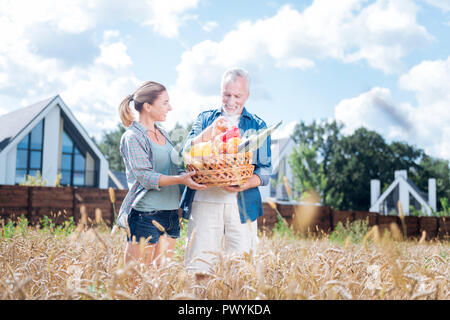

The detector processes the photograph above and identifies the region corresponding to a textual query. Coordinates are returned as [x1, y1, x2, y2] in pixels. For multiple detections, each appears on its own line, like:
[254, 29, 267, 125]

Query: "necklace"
[148, 128, 162, 143]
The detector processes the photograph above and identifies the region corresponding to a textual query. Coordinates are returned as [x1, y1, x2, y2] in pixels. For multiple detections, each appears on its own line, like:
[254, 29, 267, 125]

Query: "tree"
[325, 127, 423, 210]
[410, 155, 450, 212]
[168, 121, 193, 155]
[98, 123, 126, 172]
[288, 143, 327, 203]
[289, 121, 439, 211]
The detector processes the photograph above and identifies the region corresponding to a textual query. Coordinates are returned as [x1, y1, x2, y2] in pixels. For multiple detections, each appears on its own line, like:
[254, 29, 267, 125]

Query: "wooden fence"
[258, 202, 449, 240]
[0, 185, 128, 226]
[0, 185, 448, 240]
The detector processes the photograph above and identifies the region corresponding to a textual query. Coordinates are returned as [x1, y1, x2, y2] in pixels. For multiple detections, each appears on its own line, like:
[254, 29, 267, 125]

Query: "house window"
[15, 120, 44, 184]
[60, 130, 86, 186]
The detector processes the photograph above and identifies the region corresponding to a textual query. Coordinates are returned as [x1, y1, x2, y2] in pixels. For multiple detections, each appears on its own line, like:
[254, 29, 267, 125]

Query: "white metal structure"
[369, 170, 436, 216]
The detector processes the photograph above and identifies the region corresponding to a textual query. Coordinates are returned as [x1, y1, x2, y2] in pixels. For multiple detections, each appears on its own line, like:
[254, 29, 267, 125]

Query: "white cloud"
[143, 0, 200, 38]
[334, 56, 450, 160]
[398, 57, 450, 105]
[424, 0, 450, 12]
[272, 121, 297, 140]
[95, 39, 133, 69]
[334, 87, 412, 136]
[170, 0, 433, 126]
[0, 0, 202, 138]
[275, 57, 315, 70]
[0, 0, 95, 34]
[202, 21, 219, 32]
[0, 24, 140, 139]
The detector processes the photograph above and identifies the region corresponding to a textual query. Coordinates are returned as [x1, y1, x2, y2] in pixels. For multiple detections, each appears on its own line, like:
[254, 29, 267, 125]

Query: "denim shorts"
[127, 208, 180, 244]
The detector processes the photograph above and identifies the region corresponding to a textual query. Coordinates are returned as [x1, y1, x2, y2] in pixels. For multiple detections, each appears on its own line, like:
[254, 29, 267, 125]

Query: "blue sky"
[0, 0, 449, 160]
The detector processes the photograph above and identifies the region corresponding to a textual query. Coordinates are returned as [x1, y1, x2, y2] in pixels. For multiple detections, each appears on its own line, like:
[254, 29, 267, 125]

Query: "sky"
[0, 0, 449, 161]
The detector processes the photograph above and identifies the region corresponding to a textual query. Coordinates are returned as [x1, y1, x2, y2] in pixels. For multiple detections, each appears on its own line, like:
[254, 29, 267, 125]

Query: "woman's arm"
[122, 133, 206, 191]
[158, 171, 207, 190]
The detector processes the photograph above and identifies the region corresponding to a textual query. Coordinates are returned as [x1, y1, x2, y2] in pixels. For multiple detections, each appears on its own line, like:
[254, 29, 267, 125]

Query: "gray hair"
[221, 67, 251, 93]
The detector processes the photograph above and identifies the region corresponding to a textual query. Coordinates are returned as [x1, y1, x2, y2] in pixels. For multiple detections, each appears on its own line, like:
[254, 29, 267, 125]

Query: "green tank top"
[133, 139, 180, 211]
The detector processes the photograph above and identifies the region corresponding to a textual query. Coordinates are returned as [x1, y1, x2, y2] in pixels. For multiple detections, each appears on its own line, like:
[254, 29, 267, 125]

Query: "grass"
[329, 218, 371, 245]
[0, 214, 448, 300]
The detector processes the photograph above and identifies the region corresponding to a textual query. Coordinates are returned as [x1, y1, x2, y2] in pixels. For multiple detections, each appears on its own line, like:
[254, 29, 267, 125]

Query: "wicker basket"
[185, 152, 254, 186]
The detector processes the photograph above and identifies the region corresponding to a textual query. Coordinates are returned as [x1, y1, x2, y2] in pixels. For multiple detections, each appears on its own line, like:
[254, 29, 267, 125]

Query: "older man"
[180, 67, 272, 275]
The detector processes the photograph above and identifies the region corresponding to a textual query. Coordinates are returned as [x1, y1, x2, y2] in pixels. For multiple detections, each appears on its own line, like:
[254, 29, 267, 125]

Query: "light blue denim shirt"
[179, 107, 272, 223]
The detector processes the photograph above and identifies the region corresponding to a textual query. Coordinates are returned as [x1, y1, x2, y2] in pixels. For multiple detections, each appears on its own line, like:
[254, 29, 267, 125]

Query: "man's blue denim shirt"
[179, 106, 272, 223]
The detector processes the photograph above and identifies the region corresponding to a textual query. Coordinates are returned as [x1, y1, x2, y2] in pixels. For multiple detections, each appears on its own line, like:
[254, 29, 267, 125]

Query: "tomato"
[221, 126, 241, 142]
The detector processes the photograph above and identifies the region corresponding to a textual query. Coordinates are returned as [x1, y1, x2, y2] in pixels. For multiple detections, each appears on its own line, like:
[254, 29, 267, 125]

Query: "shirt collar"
[131, 121, 164, 135]
[216, 106, 252, 119]
[131, 121, 147, 134]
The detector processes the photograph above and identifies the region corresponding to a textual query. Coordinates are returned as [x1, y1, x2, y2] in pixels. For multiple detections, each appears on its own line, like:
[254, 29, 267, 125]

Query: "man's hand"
[223, 174, 261, 193]
[191, 116, 229, 146]
[211, 116, 229, 137]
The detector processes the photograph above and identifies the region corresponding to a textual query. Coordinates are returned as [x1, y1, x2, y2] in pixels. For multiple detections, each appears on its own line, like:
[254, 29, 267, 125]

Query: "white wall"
[0, 152, 5, 183]
[42, 106, 61, 186]
[5, 146, 17, 184]
[85, 152, 95, 186]
[98, 158, 109, 188]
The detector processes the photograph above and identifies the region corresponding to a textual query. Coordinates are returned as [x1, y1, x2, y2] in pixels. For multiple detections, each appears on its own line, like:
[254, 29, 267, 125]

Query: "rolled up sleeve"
[121, 133, 161, 190]
[182, 113, 204, 154]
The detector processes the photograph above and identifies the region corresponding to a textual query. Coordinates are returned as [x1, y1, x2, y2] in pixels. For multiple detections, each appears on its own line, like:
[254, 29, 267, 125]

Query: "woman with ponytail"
[116, 81, 206, 268]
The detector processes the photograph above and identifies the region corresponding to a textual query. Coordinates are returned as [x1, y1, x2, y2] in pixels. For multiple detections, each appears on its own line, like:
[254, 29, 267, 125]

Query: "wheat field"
[0, 216, 448, 300]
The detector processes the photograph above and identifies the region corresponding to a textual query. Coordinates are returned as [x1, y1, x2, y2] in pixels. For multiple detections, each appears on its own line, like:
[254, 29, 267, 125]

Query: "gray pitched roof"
[0, 96, 57, 151]
[108, 170, 128, 189]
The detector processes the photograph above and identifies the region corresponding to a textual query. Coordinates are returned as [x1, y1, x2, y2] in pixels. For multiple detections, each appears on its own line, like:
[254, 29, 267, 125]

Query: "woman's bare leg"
[153, 236, 177, 266]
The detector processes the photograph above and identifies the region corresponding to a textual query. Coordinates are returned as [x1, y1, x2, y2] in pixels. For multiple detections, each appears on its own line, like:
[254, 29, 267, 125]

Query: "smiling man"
[180, 67, 272, 276]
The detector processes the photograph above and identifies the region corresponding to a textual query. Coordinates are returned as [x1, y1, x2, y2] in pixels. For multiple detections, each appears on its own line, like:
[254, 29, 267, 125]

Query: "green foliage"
[409, 156, 450, 212]
[433, 197, 450, 217]
[174, 218, 189, 262]
[409, 205, 422, 217]
[288, 143, 327, 204]
[329, 218, 370, 245]
[97, 123, 126, 172]
[39, 215, 75, 236]
[291, 120, 343, 206]
[3, 220, 16, 239]
[19, 171, 47, 186]
[16, 215, 29, 237]
[169, 121, 193, 153]
[290, 120, 449, 211]
[1, 215, 28, 239]
[272, 213, 294, 239]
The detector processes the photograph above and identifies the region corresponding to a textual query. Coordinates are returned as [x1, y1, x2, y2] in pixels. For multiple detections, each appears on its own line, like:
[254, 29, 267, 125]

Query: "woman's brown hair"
[119, 81, 166, 127]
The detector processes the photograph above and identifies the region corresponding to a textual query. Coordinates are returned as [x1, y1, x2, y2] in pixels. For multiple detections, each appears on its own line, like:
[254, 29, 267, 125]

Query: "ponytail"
[119, 81, 166, 127]
[119, 95, 134, 127]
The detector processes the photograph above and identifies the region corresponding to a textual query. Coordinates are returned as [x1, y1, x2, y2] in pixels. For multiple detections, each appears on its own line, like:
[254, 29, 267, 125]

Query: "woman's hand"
[179, 171, 208, 190]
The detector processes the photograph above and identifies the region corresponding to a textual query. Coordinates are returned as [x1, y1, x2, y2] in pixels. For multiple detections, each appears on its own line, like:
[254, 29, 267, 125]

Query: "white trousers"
[184, 200, 258, 274]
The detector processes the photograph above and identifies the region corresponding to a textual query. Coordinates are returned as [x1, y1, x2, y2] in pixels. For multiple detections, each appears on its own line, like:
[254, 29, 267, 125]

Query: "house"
[260, 136, 298, 203]
[108, 170, 128, 190]
[369, 170, 436, 216]
[0, 95, 109, 188]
